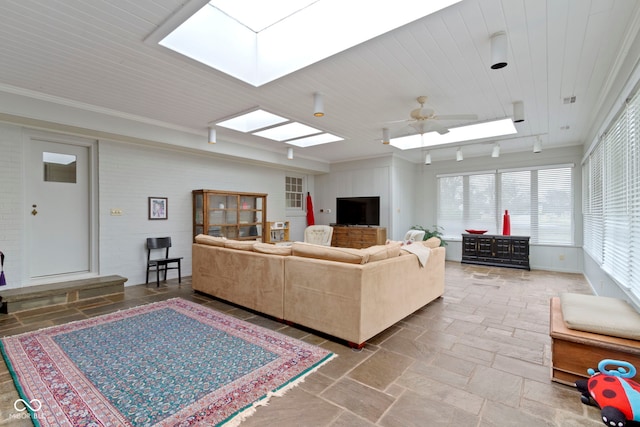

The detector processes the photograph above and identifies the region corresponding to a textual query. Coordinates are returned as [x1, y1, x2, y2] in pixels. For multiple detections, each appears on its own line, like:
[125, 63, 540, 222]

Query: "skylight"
[286, 133, 344, 147]
[390, 118, 518, 150]
[253, 122, 321, 141]
[216, 109, 288, 132]
[159, 0, 462, 86]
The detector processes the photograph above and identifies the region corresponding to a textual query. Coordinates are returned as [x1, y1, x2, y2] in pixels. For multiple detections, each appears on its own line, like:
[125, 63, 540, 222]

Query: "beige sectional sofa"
[192, 235, 445, 348]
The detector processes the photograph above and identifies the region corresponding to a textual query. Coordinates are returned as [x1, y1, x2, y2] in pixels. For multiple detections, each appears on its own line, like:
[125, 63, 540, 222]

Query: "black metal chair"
[146, 237, 182, 287]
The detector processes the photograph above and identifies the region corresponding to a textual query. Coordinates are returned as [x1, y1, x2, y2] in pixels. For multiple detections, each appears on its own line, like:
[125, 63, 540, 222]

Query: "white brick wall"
[0, 124, 25, 289]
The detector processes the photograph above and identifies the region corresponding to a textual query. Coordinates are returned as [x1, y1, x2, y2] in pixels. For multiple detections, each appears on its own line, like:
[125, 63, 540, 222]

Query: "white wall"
[314, 156, 394, 234]
[0, 122, 313, 288]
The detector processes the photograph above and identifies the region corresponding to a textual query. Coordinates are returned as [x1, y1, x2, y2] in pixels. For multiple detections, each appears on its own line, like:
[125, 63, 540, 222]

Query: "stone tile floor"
[0, 262, 611, 426]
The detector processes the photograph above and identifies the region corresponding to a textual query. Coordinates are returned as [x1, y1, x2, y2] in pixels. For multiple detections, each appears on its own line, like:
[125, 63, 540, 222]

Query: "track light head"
[208, 127, 216, 144]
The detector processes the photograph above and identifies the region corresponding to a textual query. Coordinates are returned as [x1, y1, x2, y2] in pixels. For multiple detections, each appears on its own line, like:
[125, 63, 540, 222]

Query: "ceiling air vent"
[563, 96, 576, 104]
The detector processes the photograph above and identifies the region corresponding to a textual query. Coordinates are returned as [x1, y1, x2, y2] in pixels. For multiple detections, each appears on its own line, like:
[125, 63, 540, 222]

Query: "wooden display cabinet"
[265, 221, 290, 244]
[192, 189, 267, 242]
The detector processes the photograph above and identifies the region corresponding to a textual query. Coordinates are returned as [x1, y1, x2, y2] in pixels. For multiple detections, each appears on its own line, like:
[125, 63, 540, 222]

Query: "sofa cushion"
[364, 242, 402, 262]
[424, 237, 441, 248]
[195, 234, 227, 246]
[224, 239, 255, 251]
[363, 245, 389, 262]
[253, 242, 292, 256]
[560, 292, 640, 340]
[291, 242, 369, 264]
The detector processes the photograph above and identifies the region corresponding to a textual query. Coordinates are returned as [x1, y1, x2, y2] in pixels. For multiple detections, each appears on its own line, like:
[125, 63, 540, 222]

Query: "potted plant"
[410, 225, 447, 246]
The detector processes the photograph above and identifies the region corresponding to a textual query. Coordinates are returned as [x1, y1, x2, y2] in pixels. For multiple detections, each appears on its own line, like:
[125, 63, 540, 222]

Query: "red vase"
[503, 210, 511, 235]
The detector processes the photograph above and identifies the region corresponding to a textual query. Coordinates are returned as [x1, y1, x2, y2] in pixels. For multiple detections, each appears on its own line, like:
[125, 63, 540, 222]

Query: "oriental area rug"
[0, 298, 335, 427]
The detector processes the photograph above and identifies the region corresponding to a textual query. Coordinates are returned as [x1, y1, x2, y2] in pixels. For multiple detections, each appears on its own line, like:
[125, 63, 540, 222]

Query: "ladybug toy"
[576, 359, 640, 426]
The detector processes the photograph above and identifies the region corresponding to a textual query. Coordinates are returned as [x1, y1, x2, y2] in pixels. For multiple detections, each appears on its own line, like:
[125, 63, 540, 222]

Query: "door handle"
[31, 204, 37, 216]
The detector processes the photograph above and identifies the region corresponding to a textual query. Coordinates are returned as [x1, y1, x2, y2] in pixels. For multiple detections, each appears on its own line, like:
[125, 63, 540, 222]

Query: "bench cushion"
[560, 292, 640, 340]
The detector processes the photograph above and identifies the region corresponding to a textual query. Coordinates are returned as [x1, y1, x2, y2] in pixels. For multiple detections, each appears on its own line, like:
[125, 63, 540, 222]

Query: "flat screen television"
[336, 196, 380, 226]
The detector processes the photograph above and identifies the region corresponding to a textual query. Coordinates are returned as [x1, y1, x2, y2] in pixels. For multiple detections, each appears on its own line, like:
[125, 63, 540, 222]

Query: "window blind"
[437, 166, 573, 244]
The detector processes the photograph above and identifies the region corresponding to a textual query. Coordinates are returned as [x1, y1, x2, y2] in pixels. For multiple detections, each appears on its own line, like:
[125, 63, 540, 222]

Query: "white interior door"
[27, 139, 90, 279]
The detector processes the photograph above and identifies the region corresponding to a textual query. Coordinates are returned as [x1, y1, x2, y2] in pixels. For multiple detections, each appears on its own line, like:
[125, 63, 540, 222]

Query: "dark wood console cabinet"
[462, 234, 530, 270]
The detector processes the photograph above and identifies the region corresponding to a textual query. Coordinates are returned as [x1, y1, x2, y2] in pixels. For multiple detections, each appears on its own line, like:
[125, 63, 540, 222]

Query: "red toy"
[576, 359, 640, 426]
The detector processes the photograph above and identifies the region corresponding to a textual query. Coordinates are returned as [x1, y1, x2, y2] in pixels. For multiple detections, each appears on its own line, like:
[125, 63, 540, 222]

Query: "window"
[437, 166, 574, 245]
[285, 176, 303, 209]
[583, 87, 640, 297]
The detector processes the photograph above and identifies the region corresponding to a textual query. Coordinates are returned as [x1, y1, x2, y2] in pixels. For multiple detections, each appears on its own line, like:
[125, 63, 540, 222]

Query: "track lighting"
[382, 128, 390, 144]
[456, 147, 463, 162]
[491, 143, 500, 158]
[513, 101, 524, 123]
[313, 92, 324, 117]
[490, 31, 508, 69]
[208, 127, 216, 144]
[287, 147, 294, 159]
[424, 152, 431, 165]
[533, 138, 542, 153]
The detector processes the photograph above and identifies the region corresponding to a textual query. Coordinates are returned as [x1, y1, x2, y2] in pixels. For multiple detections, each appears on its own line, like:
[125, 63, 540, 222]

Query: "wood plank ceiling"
[0, 0, 638, 164]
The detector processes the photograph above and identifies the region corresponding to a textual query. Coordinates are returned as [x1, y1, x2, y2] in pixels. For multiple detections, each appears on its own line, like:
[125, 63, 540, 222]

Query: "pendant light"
[208, 127, 216, 144]
[313, 92, 324, 117]
[533, 137, 542, 153]
[513, 101, 524, 123]
[456, 147, 463, 162]
[382, 128, 390, 145]
[491, 143, 500, 158]
[424, 151, 431, 165]
[287, 147, 294, 159]
[490, 31, 508, 69]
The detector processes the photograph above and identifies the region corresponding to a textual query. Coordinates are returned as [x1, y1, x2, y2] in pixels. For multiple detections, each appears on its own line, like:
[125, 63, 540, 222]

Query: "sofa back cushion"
[195, 234, 227, 246]
[291, 242, 369, 264]
[224, 239, 256, 251]
[363, 241, 402, 262]
[253, 242, 292, 256]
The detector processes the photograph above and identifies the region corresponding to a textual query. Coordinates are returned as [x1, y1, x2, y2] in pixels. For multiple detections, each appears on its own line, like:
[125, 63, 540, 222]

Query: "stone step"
[0, 275, 127, 314]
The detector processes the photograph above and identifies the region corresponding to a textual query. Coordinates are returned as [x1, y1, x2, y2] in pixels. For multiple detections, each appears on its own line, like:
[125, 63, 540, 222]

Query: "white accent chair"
[404, 230, 426, 242]
[304, 225, 334, 246]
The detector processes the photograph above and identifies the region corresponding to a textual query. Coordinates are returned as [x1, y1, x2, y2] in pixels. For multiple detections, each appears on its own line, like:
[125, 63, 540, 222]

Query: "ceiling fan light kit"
[490, 31, 508, 70]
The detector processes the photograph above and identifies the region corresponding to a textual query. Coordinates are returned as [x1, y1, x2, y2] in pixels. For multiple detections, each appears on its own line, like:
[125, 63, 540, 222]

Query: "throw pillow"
[423, 237, 441, 248]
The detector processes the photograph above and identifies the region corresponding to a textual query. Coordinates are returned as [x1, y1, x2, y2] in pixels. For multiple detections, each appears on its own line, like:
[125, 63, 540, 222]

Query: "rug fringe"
[221, 352, 337, 427]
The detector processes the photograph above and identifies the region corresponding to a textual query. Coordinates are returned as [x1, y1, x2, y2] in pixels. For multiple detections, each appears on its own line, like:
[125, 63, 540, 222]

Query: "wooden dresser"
[331, 226, 387, 249]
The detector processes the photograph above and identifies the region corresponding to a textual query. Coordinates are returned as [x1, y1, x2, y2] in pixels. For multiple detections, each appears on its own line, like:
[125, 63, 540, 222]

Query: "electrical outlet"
[558, 254, 565, 261]
[110, 208, 123, 216]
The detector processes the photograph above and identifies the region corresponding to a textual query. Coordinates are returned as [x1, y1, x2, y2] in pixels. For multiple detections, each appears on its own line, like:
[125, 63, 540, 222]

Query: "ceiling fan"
[391, 96, 478, 136]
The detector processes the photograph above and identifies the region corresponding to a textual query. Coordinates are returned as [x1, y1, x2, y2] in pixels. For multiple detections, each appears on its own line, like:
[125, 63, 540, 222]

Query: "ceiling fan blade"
[430, 122, 450, 135]
[434, 114, 478, 121]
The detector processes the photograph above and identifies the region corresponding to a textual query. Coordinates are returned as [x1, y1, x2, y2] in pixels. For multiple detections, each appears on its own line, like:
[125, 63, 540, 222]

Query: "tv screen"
[336, 196, 380, 226]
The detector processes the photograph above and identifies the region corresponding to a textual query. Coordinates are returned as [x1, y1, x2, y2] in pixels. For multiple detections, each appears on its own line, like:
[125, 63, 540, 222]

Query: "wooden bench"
[0, 275, 127, 314]
[549, 296, 640, 386]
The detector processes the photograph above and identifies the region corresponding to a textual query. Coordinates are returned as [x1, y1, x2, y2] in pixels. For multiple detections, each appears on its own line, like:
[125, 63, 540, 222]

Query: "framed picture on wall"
[148, 197, 168, 220]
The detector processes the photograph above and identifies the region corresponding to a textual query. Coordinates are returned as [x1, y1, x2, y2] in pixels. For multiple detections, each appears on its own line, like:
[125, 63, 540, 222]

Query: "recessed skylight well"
[253, 122, 321, 141]
[159, 0, 462, 86]
[390, 118, 517, 150]
[216, 109, 288, 132]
